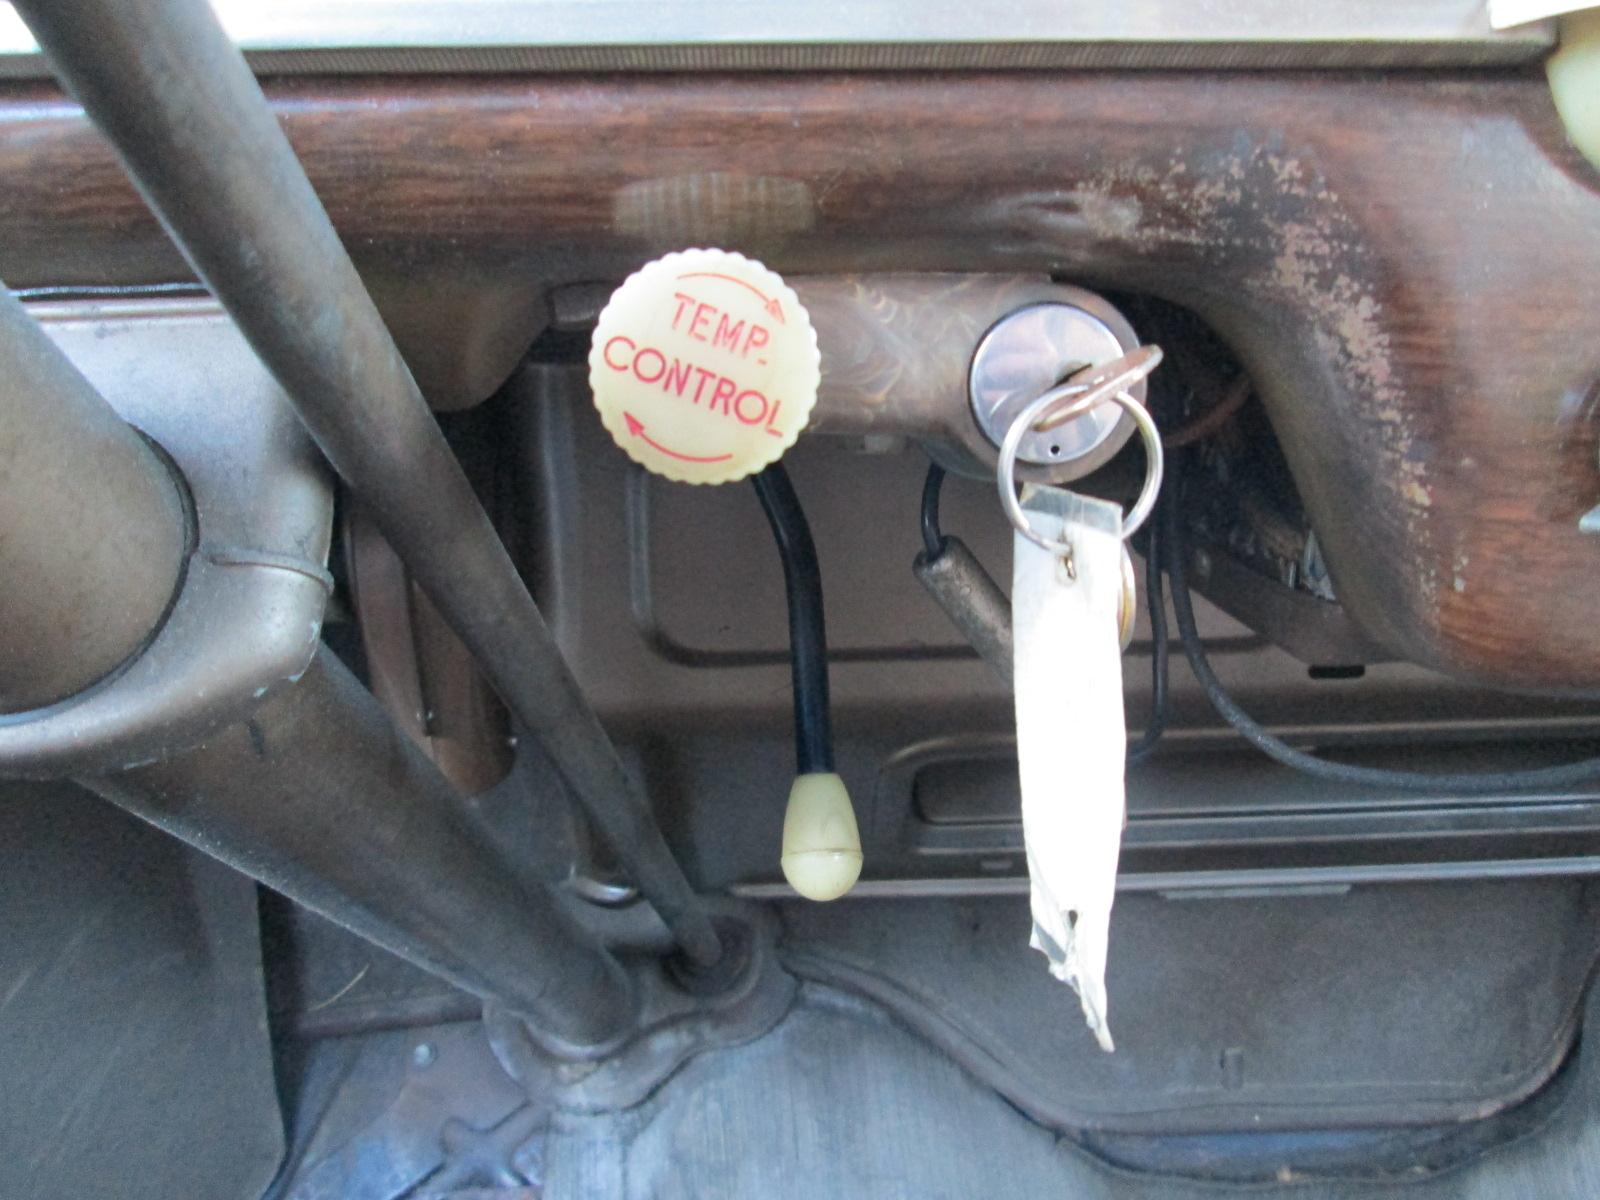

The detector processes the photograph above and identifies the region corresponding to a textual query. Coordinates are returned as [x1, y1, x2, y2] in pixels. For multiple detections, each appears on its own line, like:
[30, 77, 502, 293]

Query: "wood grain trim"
[2, 72, 1598, 688]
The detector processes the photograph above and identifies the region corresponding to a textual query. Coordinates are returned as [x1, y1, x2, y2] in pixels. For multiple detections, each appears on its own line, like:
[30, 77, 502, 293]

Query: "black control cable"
[753, 463, 835, 775]
[1161, 459, 1600, 793]
[919, 461, 1169, 762]
[1125, 512, 1168, 764]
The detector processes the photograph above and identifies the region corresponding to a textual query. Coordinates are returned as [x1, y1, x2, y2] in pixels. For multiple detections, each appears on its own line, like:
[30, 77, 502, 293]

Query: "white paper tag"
[1013, 486, 1127, 1052]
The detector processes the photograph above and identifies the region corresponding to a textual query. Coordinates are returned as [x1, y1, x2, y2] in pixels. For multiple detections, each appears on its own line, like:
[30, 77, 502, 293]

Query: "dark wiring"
[753, 463, 835, 775]
[918, 423, 1600, 790]
[1161, 373, 1252, 449]
[1126, 514, 1169, 763]
[1161, 459, 1600, 793]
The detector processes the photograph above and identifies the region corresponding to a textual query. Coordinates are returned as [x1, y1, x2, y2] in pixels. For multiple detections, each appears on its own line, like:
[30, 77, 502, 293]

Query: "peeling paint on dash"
[992, 138, 1433, 600]
[1237, 148, 1436, 602]
[1057, 185, 1142, 240]
[1164, 141, 1435, 608]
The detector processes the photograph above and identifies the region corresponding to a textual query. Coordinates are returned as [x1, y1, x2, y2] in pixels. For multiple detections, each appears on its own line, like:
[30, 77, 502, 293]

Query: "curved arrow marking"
[624, 412, 734, 464]
[676, 271, 786, 324]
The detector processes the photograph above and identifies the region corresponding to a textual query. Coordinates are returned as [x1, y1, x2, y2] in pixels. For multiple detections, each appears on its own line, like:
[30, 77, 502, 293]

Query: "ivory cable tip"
[1550, 10, 1600, 172]
[780, 772, 861, 901]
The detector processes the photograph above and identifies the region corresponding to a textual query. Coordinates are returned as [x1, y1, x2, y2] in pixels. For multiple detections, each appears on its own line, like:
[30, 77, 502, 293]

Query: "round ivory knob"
[588, 248, 819, 485]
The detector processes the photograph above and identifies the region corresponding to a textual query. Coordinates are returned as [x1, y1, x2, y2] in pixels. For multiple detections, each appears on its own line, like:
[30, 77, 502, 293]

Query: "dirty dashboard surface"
[2, 2, 1600, 1198]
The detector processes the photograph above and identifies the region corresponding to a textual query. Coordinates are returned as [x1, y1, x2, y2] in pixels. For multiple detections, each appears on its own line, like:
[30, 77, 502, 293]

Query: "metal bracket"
[0, 300, 334, 776]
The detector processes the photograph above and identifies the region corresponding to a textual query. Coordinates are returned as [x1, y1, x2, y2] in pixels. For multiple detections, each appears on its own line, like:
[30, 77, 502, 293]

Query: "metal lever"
[14, 0, 722, 968]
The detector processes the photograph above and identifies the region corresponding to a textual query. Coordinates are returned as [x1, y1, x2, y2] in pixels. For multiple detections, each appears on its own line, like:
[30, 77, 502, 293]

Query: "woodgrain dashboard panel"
[1, 72, 1598, 689]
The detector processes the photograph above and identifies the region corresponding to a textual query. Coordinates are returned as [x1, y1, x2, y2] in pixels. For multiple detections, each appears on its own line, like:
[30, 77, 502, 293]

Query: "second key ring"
[997, 380, 1165, 554]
